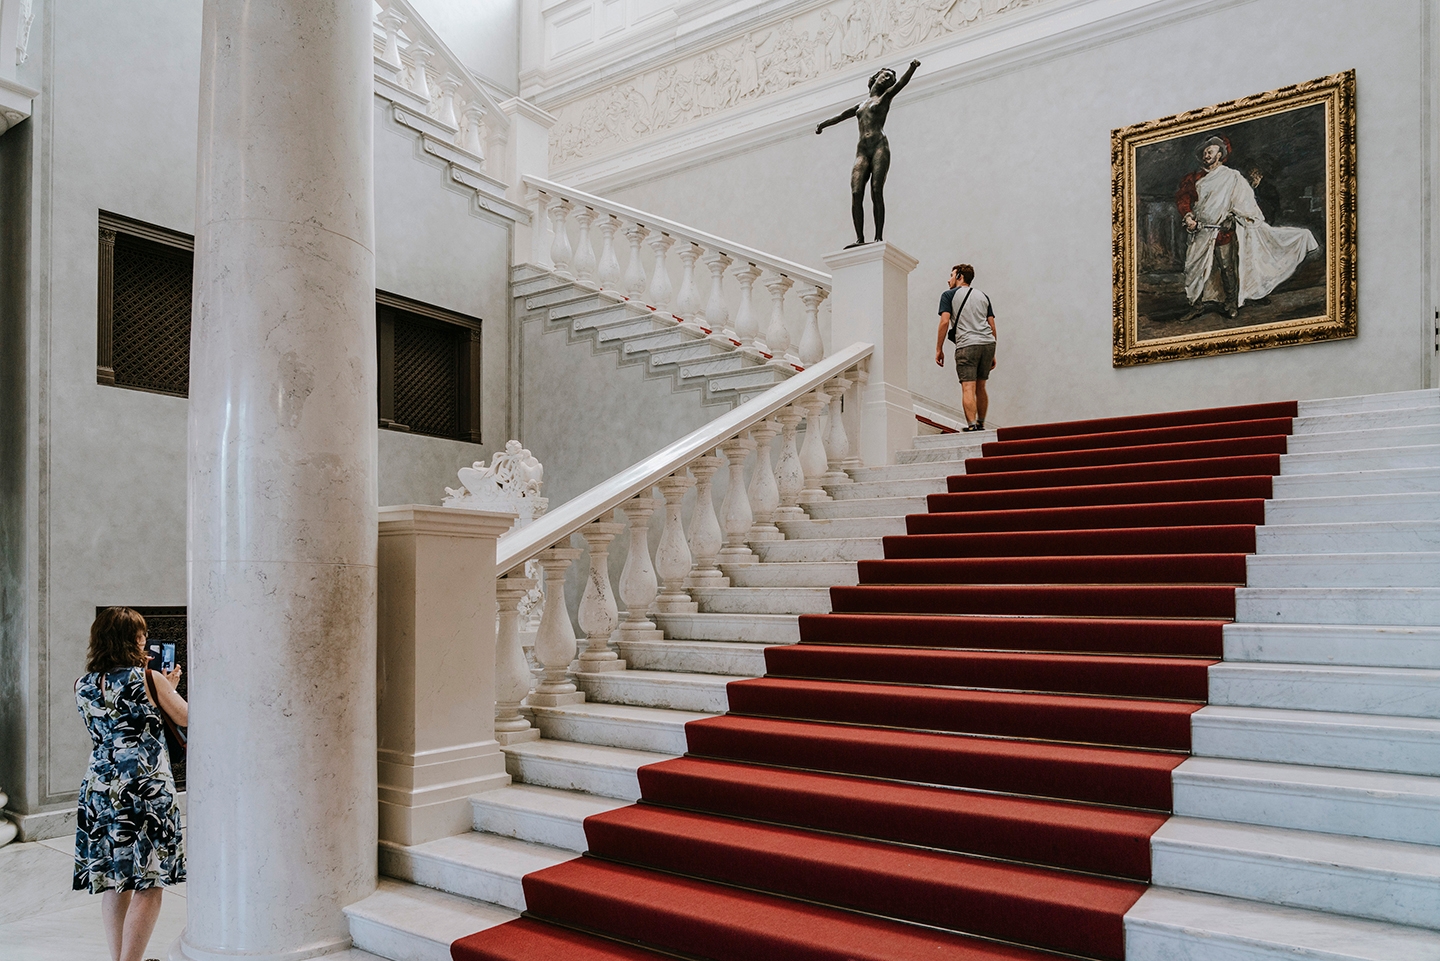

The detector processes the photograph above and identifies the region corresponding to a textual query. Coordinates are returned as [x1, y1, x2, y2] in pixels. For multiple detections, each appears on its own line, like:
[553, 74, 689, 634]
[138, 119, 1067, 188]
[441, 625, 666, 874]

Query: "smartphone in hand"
[147, 642, 176, 674]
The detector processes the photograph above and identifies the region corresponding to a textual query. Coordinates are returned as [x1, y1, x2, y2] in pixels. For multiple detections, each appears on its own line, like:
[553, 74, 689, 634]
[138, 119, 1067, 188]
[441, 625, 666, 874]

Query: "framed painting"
[1111, 70, 1356, 367]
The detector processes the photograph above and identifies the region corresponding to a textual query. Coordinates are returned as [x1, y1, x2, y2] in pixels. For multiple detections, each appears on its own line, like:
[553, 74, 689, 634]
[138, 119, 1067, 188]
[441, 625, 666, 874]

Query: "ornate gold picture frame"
[1112, 71, 1356, 367]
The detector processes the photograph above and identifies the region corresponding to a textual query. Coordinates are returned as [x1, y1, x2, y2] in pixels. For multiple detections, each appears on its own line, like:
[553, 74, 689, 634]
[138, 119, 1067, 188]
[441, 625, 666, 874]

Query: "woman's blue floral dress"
[73, 668, 185, 892]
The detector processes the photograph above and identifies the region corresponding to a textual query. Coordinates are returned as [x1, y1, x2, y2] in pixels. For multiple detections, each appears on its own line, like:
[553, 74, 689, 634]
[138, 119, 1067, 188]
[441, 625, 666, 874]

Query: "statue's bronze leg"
[849, 152, 871, 247]
[871, 140, 891, 242]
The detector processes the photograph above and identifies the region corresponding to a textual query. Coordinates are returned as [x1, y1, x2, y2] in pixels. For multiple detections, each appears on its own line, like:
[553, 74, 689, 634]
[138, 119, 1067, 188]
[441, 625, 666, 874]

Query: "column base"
[618, 624, 665, 641]
[685, 570, 730, 589]
[797, 487, 830, 503]
[717, 546, 758, 565]
[495, 727, 542, 746]
[171, 932, 352, 961]
[378, 740, 510, 847]
[822, 470, 851, 486]
[527, 689, 586, 707]
[748, 524, 783, 543]
[773, 506, 807, 521]
[653, 595, 699, 614]
[577, 652, 628, 672]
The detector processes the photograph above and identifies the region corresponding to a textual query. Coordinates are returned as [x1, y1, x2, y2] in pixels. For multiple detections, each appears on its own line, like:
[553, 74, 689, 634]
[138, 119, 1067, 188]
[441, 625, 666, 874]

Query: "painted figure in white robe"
[1176, 135, 1318, 322]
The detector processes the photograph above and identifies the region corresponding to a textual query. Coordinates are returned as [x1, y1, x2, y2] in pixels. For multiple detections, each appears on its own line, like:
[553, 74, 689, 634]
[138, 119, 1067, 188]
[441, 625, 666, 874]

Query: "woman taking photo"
[74, 607, 187, 961]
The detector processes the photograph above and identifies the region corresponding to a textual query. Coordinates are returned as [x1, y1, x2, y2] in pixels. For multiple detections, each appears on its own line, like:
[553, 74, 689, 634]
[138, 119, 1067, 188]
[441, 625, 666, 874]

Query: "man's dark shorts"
[955, 342, 996, 382]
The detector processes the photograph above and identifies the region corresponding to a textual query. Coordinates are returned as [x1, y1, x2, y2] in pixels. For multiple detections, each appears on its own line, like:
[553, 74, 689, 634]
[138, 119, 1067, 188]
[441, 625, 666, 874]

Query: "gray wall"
[605, 0, 1436, 430]
[410, 0, 520, 95]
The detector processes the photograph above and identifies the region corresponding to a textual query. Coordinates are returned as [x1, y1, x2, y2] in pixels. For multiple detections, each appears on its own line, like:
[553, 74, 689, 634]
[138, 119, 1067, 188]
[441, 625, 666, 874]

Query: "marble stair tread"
[1272, 466, 1440, 498]
[800, 496, 927, 519]
[545, 291, 622, 318]
[1245, 552, 1440, 588]
[1279, 444, 1440, 475]
[823, 477, 949, 500]
[1210, 660, 1440, 718]
[1235, 587, 1440, 626]
[530, 699, 706, 753]
[470, 784, 629, 853]
[345, 879, 517, 961]
[513, 274, 573, 298]
[913, 428, 998, 447]
[574, 667, 737, 712]
[1293, 405, 1440, 434]
[500, 739, 669, 801]
[1297, 388, 1439, 416]
[895, 445, 985, 466]
[1256, 521, 1440, 553]
[1265, 491, 1440, 524]
[523, 285, 611, 311]
[379, 831, 575, 913]
[774, 515, 909, 539]
[621, 326, 705, 354]
[651, 612, 801, 643]
[643, 339, 736, 365]
[1286, 423, 1440, 453]
[616, 637, 770, 676]
[704, 365, 791, 393]
[1191, 705, 1440, 776]
[679, 353, 757, 378]
[845, 459, 970, 484]
[688, 585, 833, 614]
[590, 313, 674, 342]
[567, 303, 650, 331]
[752, 537, 886, 562]
[722, 560, 859, 588]
[1126, 886, 1440, 961]
[1223, 622, 1440, 669]
[1172, 756, 1440, 846]
[1150, 816, 1440, 929]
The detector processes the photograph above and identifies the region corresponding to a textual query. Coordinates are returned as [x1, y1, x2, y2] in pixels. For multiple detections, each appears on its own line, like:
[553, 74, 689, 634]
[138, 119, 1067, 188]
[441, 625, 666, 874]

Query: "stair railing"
[489, 341, 871, 742]
[523, 175, 833, 369]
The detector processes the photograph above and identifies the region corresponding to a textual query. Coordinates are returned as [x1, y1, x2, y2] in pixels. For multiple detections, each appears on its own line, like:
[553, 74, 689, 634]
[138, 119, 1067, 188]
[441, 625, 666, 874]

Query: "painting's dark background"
[1134, 102, 1328, 340]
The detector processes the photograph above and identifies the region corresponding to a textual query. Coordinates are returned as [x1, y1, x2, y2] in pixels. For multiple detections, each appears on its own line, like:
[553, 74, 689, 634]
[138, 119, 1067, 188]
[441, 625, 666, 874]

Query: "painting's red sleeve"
[1175, 170, 1202, 215]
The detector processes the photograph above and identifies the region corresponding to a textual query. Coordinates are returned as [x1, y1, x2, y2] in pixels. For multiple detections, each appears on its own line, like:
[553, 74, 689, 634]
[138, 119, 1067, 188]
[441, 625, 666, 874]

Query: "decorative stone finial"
[443, 440, 548, 525]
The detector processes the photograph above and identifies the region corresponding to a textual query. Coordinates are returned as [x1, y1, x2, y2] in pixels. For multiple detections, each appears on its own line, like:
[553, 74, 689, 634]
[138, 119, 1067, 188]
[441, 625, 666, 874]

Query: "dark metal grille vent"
[111, 237, 193, 397]
[393, 317, 460, 439]
[99, 605, 187, 790]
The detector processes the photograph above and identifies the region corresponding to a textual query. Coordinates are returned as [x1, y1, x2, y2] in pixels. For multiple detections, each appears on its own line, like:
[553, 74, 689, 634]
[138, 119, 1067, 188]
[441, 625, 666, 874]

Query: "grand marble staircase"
[345, 388, 1440, 961]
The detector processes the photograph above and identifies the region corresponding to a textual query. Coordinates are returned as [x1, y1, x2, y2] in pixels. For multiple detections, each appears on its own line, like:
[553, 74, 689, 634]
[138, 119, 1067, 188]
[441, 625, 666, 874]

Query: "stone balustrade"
[523, 175, 833, 369]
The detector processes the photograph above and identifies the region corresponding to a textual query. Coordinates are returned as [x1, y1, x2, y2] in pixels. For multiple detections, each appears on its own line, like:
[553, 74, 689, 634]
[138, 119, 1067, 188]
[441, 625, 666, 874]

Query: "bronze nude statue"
[816, 60, 920, 247]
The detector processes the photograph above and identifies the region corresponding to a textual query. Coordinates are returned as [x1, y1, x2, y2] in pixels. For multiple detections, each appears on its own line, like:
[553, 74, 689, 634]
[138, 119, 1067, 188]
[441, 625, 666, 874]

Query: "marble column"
[184, 1, 377, 958]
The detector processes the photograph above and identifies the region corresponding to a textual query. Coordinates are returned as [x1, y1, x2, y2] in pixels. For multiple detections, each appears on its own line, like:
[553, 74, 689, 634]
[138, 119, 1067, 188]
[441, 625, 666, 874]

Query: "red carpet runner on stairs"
[453, 401, 1297, 961]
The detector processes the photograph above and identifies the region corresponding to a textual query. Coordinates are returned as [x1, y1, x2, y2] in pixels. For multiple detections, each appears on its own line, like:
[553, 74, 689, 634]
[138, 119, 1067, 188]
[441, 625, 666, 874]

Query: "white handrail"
[496, 341, 871, 574]
[525, 175, 830, 290]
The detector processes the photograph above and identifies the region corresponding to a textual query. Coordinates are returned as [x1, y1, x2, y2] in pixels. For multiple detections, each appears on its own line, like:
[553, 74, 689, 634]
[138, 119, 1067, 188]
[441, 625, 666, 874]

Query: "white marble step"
[1192, 705, 1440, 776]
[513, 274, 570, 298]
[679, 353, 755, 378]
[565, 304, 646, 333]
[470, 784, 627, 853]
[574, 668, 735, 712]
[377, 832, 573, 913]
[1293, 405, 1440, 435]
[1273, 466, 1440, 498]
[1298, 388, 1439, 416]
[1126, 886, 1440, 961]
[802, 496, 926, 519]
[723, 561, 859, 588]
[1150, 816, 1440, 931]
[825, 477, 948, 500]
[1280, 444, 1440, 475]
[689, 585, 833, 614]
[530, 699, 703, 753]
[1235, 587, 1440, 626]
[500, 739, 664, 800]
[912, 429, 998, 448]
[775, 515, 908, 539]
[1266, 491, 1440, 525]
[651, 612, 800, 643]
[1256, 521, 1440, 554]
[590, 313, 671, 342]
[617, 638, 770, 676]
[1172, 756, 1440, 846]
[753, 537, 885, 563]
[645, 339, 733, 366]
[524, 285, 608, 311]
[705, 365, 791, 393]
[621, 326, 704, 354]
[1288, 424, 1440, 454]
[1224, 623, 1440, 669]
[345, 879, 516, 961]
[846, 459, 969, 484]
[1210, 661, 1440, 718]
[1246, 552, 1440, 588]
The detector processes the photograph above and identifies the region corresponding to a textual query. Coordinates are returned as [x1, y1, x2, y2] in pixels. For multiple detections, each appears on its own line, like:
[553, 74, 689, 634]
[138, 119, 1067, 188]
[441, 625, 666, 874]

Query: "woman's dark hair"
[87, 607, 148, 674]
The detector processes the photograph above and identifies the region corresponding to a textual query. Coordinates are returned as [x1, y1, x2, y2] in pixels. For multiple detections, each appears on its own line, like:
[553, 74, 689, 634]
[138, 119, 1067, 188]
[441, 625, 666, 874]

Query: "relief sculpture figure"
[815, 59, 920, 246]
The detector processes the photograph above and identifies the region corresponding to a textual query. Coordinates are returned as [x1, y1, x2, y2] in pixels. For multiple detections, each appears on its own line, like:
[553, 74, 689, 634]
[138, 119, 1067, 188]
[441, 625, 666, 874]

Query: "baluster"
[548, 198, 575, 280]
[717, 436, 758, 566]
[595, 215, 623, 293]
[685, 451, 727, 588]
[645, 233, 676, 313]
[407, 43, 434, 101]
[529, 189, 553, 270]
[378, 6, 406, 72]
[436, 74, 460, 128]
[798, 391, 831, 503]
[495, 572, 540, 744]
[675, 243, 703, 324]
[760, 272, 793, 362]
[618, 494, 662, 640]
[773, 406, 806, 520]
[701, 250, 734, 339]
[577, 515, 626, 672]
[798, 286, 827, 366]
[732, 263, 763, 353]
[823, 376, 852, 485]
[747, 419, 783, 543]
[529, 546, 584, 706]
[654, 473, 697, 612]
[572, 207, 599, 285]
[843, 366, 866, 469]
[622, 224, 650, 300]
[461, 103, 486, 157]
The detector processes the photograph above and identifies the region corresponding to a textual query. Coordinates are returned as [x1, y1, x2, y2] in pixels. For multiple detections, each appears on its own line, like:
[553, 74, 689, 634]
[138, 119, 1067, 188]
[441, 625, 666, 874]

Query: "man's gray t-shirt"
[951, 285, 995, 348]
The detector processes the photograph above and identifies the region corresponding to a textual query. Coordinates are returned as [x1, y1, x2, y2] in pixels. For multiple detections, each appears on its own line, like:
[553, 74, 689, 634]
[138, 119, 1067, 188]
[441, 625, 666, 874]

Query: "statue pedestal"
[823, 242, 920, 466]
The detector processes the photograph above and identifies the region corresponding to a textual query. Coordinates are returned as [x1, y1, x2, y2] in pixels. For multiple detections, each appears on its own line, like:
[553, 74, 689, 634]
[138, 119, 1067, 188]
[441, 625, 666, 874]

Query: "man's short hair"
[955, 264, 974, 285]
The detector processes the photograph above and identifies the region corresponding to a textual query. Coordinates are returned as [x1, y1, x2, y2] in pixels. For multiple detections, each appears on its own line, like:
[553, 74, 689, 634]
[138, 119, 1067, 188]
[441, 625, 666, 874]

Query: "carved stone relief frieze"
[547, 0, 1039, 166]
